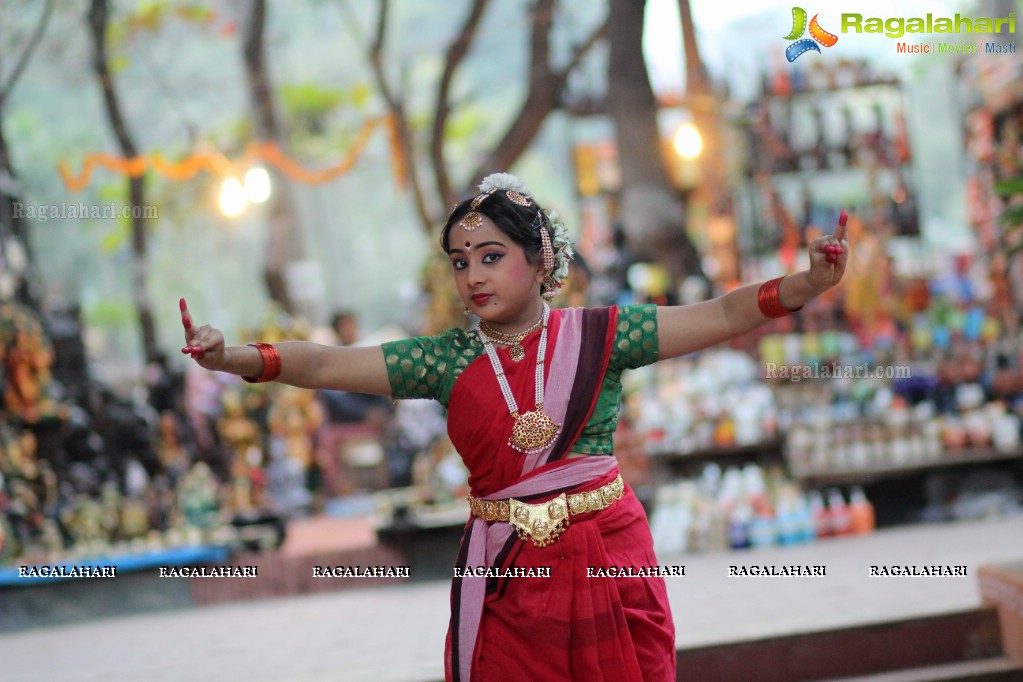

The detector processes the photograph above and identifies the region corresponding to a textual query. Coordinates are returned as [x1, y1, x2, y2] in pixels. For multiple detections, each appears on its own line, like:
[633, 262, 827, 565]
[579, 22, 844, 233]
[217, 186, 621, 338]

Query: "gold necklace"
[478, 310, 544, 362]
[477, 304, 561, 454]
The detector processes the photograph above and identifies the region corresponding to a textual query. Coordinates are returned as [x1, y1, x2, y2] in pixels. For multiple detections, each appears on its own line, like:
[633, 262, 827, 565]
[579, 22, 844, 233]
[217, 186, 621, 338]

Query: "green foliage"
[280, 81, 382, 158]
[280, 82, 373, 136]
[121, 1, 215, 36]
[85, 297, 135, 327]
[281, 83, 343, 116]
[109, 1, 217, 50]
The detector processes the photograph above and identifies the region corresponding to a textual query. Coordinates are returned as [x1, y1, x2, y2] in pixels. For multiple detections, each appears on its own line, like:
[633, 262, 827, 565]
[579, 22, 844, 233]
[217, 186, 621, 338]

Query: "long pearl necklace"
[477, 303, 561, 454]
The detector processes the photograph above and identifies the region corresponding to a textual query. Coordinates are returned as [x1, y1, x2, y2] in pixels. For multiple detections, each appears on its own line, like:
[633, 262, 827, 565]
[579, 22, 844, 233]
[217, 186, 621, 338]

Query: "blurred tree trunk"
[466, 0, 590, 190]
[607, 0, 705, 300]
[0, 119, 32, 305]
[243, 0, 306, 315]
[362, 0, 433, 229]
[88, 0, 159, 361]
[0, 0, 54, 307]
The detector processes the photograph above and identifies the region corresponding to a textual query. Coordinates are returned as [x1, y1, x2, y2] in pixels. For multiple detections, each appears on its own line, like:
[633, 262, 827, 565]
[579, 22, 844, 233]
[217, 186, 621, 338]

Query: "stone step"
[675, 607, 1006, 682]
[817, 657, 1023, 682]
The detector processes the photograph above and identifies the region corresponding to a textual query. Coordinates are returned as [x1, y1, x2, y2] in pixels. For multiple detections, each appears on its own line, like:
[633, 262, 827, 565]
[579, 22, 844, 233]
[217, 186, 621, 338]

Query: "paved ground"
[1, 514, 1021, 682]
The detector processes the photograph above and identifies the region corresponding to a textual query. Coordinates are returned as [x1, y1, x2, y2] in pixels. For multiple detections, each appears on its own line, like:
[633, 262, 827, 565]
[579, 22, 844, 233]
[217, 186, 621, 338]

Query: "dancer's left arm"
[657, 215, 849, 361]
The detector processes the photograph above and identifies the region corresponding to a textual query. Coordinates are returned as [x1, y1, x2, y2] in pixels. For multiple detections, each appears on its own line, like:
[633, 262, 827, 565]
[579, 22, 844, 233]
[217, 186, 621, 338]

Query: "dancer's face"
[447, 216, 545, 332]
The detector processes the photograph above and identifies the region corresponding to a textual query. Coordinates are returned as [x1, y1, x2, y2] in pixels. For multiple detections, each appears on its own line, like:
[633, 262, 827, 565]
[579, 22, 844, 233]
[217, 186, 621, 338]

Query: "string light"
[218, 177, 247, 217]
[244, 166, 271, 203]
[673, 123, 703, 159]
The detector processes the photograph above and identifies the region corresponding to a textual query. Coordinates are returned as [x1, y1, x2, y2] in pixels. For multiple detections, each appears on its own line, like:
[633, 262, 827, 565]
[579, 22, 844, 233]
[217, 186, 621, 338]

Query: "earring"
[464, 306, 472, 316]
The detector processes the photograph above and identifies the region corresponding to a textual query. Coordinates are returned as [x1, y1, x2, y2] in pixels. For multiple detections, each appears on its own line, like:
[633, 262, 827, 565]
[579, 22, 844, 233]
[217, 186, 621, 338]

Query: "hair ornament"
[506, 190, 532, 207]
[473, 172, 574, 299]
[479, 172, 532, 195]
[543, 209, 574, 299]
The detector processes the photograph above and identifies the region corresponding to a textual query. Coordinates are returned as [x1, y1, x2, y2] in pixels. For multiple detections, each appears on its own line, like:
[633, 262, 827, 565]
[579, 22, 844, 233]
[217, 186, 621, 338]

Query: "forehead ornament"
[459, 190, 494, 232]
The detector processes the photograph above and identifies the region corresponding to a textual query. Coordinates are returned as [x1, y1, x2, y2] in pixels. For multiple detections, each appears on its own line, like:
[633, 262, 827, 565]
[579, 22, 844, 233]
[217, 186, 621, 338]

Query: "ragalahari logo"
[784, 7, 839, 61]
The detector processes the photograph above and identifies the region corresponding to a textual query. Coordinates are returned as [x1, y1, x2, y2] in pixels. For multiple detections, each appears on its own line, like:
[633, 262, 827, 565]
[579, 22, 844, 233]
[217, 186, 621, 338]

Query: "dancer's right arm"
[179, 298, 391, 396]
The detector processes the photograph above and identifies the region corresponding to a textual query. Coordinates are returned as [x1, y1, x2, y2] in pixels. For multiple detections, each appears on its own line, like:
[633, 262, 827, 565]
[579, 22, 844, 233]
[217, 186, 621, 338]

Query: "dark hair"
[440, 190, 551, 266]
[330, 309, 357, 330]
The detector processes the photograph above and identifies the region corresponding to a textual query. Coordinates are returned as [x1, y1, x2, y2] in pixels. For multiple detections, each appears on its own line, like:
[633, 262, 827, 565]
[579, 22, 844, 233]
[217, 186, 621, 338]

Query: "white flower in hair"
[546, 210, 574, 285]
[479, 172, 532, 196]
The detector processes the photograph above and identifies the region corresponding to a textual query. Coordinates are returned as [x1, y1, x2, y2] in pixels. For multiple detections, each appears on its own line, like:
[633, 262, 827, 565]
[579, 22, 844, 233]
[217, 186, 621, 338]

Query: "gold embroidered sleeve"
[381, 329, 482, 404]
[612, 304, 659, 370]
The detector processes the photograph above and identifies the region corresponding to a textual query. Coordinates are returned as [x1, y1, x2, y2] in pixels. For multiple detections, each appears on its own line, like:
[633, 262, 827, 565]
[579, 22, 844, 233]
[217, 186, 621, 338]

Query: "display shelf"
[647, 437, 785, 478]
[793, 446, 1023, 489]
[735, 63, 918, 261]
[757, 79, 902, 101]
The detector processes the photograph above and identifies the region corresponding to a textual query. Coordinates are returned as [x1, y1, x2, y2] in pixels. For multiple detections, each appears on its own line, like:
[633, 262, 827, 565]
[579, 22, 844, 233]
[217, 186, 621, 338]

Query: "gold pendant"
[509, 409, 561, 454]
[510, 344, 525, 362]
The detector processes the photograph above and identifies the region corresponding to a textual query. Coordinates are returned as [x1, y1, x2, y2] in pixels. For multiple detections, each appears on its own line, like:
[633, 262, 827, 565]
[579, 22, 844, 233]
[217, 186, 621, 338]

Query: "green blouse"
[381, 305, 659, 454]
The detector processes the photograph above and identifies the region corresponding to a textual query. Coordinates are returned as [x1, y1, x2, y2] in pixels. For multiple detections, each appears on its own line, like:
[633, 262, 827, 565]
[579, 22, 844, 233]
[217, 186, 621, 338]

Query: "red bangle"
[242, 342, 282, 383]
[757, 277, 803, 318]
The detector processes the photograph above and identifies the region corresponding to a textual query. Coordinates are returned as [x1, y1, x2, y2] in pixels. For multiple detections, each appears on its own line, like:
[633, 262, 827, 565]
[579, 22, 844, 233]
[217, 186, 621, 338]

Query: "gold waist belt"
[467, 474, 625, 548]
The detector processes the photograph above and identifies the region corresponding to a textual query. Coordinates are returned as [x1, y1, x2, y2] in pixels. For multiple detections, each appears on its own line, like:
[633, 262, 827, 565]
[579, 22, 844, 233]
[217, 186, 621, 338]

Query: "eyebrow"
[448, 240, 507, 254]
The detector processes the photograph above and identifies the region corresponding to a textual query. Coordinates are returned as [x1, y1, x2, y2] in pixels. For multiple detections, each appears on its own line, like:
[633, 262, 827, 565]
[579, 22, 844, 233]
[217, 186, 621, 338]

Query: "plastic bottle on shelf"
[849, 486, 876, 534]
[728, 502, 754, 550]
[794, 492, 817, 543]
[707, 501, 730, 553]
[687, 498, 710, 554]
[742, 463, 768, 510]
[827, 488, 853, 536]
[809, 490, 830, 538]
[650, 484, 688, 555]
[775, 488, 805, 545]
[749, 507, 777, 549]
[993, 405, 1022, 453]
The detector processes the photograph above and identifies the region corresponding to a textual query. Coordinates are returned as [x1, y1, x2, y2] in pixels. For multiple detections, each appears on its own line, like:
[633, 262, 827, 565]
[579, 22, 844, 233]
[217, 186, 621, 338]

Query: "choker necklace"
[477, 303, 561, 454]
[478, 310, 544, 362]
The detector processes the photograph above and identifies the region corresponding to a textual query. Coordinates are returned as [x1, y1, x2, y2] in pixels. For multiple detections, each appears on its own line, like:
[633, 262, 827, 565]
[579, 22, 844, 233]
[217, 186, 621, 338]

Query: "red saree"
[444, 307, 676, 681]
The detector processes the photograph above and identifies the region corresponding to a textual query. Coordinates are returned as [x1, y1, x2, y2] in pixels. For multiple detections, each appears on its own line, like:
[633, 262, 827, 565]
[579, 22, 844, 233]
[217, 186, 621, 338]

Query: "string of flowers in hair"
[478, 173, 575, 299]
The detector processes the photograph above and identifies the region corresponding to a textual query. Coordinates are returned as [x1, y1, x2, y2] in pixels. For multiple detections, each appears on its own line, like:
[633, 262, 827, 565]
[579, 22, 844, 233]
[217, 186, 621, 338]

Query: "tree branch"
[430, 0, 489, 207]
[243, 0, 281, 141]
[340, 0, 433, 231]
[0, 0, 55, 109]
[87, 0, 158, 361]
[469, 0, 606, 186]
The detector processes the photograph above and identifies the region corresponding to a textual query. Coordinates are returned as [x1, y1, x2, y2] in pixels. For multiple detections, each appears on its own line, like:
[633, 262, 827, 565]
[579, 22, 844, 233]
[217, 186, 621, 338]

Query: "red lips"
[471, 294, 492, 305]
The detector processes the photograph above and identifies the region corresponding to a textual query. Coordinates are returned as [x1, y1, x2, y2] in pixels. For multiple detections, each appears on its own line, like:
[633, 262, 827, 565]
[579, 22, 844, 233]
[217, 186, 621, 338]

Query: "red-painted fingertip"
[179, 297, 187, 312]
[180, 347, 189, 354]
[839, 209, 848, 227]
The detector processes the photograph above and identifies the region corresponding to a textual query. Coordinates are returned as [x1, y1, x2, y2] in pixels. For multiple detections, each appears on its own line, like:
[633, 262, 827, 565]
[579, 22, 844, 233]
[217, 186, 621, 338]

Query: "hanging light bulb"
[219, 177, 247, 217]
[673, 123, 703, 159]
[244, 166, 271, 203]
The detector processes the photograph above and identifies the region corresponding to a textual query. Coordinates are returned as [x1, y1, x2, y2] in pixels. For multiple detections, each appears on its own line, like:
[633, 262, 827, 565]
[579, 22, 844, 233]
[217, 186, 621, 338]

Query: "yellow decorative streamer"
[58, 114, 403, 192]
